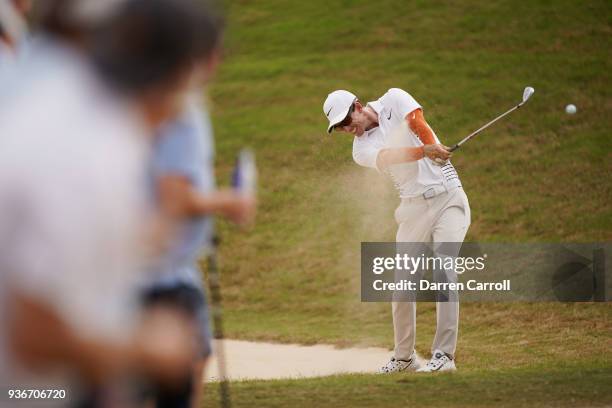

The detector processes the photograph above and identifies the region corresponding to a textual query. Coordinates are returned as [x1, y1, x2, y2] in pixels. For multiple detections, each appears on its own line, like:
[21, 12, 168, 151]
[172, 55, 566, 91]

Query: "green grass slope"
[203, 0, 611, 406]
[207, 363, 612, 408]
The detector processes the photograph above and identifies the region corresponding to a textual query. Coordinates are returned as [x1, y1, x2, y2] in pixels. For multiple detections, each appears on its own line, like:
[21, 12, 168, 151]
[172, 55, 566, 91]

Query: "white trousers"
[392, 187, 470, 360]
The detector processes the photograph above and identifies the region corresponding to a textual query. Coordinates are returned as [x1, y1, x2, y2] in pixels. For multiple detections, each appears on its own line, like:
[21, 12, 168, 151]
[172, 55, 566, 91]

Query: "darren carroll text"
[373, 279, 511, 292]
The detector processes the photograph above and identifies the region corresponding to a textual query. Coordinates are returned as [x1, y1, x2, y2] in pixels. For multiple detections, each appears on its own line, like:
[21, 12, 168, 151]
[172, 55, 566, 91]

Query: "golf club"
[205, 237, 231, 408]
[449, 86, 535, 152]
[206, 149, 256, 408]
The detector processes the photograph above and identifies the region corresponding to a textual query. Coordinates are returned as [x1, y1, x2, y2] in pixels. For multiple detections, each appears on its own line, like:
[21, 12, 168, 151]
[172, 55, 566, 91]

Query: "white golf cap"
[323, 90, 356, 133]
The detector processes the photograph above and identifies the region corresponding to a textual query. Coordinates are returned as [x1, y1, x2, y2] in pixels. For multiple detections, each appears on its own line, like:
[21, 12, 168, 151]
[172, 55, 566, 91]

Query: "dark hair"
[89, 0, 224, 94]
[31, 0, 84, 40]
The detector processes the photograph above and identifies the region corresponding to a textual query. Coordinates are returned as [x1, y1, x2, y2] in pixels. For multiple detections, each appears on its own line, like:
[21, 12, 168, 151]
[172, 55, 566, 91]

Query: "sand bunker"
[205, 339, 426, 381]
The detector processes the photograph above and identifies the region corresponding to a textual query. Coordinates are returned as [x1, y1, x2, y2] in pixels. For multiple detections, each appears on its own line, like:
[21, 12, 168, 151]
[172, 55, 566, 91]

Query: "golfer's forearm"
[376, 146, 425, 169]
[407, 109, 436, 145]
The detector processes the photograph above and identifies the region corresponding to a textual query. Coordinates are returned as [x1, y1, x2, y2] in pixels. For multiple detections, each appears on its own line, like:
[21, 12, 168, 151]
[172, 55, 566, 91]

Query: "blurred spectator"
[142, 5, 255, 407]
[0, 0, 224, 405]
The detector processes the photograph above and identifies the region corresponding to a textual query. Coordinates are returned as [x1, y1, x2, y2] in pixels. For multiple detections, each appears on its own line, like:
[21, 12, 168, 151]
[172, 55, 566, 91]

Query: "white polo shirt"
[352, 88, 461, 198]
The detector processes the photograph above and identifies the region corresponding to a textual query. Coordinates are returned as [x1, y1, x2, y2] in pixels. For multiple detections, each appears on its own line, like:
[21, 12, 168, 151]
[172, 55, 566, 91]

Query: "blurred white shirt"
[0, 40, 18, 91]
[0, 32, 31, 92]
[0, 38, 151, 382]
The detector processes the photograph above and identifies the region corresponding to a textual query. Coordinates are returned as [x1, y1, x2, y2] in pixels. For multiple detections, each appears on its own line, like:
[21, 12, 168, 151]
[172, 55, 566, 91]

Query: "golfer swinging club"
[323, 88, 471, 373]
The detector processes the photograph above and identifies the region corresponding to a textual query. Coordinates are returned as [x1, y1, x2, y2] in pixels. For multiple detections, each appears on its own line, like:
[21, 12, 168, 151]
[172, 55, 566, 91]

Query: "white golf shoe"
[378, 352, 421, 374]
[417, 350, 456, 373]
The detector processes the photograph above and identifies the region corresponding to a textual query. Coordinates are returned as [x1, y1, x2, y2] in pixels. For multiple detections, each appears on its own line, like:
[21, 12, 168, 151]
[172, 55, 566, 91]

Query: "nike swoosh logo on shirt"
[387, 109, 392, 120]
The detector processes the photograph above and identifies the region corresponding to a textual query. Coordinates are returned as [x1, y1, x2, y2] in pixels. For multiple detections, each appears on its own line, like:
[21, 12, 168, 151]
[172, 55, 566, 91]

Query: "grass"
[200, 0, 612, 406]
[206, 363, 612, 408]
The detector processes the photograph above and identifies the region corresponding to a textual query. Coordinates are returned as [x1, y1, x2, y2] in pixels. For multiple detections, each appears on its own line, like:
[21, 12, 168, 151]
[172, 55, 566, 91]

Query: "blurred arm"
[8, 290, 195, 386]
[157, 175, 255, 225]
[8, 291, 122, 384]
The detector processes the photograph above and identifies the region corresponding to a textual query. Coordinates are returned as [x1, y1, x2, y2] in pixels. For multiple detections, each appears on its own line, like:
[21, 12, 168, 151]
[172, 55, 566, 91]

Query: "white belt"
[402, 183, 460, 202]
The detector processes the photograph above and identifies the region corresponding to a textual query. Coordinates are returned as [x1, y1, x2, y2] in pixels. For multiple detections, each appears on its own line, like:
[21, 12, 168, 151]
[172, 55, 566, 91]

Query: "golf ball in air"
[565, 104, 577, 114]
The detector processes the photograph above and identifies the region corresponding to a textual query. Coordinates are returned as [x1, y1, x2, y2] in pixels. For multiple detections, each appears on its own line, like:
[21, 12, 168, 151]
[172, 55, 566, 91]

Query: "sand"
[204, 339, 426, 381]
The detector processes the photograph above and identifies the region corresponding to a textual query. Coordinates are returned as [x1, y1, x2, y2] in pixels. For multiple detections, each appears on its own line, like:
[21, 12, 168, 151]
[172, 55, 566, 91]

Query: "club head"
[522, 86, 535, 103]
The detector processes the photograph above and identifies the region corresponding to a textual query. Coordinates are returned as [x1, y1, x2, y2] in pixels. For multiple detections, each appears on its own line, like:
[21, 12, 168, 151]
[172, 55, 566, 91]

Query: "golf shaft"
[206, 238, 232, 408]
[205, 149, 256, 408]
[449, 102, 522, 152]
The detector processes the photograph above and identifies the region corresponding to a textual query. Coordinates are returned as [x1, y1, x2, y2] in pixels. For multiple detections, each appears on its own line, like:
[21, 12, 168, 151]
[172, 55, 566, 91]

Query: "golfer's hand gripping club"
[423, 144, 452, 166]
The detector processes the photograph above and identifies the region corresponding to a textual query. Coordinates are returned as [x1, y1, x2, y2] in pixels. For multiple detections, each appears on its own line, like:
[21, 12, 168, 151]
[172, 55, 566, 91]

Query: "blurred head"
[191, 5, 224, 87]
[191, 43, 222, 87]
[11, 0, 31, 15]
[32, 0, 125, 44]
[90, 0, 224, 128]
